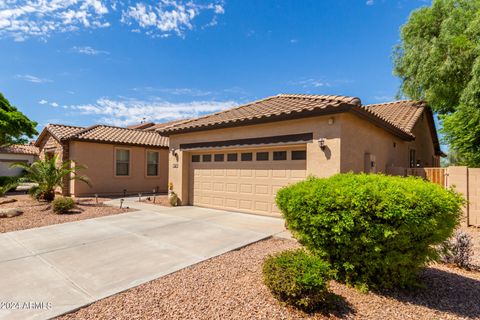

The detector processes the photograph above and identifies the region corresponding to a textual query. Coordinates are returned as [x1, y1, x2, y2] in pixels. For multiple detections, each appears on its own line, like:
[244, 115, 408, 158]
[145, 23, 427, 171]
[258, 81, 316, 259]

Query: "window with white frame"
[116, 149, 130, 176]
[147, 151, 159, 176]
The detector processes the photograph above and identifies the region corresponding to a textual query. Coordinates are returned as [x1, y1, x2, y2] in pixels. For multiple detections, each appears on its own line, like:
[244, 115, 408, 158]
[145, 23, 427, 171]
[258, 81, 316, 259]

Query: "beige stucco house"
[0, 144, 38, 177]
[158, 94, 443, 216]
[35, 124, 169, 196]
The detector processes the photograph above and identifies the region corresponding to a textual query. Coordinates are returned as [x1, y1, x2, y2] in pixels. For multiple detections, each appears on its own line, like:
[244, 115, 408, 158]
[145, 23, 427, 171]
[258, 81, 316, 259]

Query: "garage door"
[189, 146, 307, 216]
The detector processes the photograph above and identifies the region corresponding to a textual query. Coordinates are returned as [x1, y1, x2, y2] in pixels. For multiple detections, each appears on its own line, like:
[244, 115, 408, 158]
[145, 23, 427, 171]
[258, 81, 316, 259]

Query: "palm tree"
[11, 155, 91, 201]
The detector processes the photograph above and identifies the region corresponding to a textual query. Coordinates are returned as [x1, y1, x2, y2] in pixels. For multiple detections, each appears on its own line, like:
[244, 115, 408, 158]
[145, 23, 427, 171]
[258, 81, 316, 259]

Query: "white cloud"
[373, 95, 394, 102]
[121, 0, 224, 37]
[66, 97, 237, 126]
[290, 78, 331, 88]
[0, 0, 110, 41]
[38, 99, 48, 104]
[72, 45, 109, 55]
[50, 102, 59, 107]
[366, 0, 374, 5]
[0, 1, 224, 40]
[15, 74, 52, 83]
[132, 86, 212, 97]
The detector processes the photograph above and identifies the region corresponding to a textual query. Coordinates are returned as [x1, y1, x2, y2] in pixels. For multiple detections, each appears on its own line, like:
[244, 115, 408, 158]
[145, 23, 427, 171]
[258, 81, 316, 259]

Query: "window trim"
[145, 149, 160, 177]
[114, 147, 131, 178]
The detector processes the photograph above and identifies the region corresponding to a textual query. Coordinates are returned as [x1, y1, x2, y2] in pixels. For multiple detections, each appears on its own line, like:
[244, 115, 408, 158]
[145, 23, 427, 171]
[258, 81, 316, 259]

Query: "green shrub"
[263, 249, 332, 311]
[169, 192, 179, 206]
[276, 173, 465, 290]
[51, 197, 75, 214]
[0, 176, 18, 196]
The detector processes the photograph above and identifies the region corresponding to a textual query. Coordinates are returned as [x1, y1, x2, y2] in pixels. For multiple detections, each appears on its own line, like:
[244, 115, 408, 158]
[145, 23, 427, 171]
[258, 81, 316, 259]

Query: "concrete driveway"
[0, 199, 285, 320]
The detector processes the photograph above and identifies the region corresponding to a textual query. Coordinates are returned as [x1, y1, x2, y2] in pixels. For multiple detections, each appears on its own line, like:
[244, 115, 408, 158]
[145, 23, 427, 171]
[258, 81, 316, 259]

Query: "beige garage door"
[189, 146, 307, 216]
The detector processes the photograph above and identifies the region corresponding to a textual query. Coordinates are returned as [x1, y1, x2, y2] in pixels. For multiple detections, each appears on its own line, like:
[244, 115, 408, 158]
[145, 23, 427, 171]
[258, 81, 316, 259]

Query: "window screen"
[202, 154, 212, 162]
[192, 155, 200, 162]
[256, 152, 269, 161]
[214, 154, 224, 162]
[227, 153, 238, 161]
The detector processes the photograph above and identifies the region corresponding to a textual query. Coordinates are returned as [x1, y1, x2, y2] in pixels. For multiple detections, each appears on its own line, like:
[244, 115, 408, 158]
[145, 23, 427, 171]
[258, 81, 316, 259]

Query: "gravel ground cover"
[462, 226, 480, 268]
[0, 194, 132, 233]
[58, 236, 480, 320]
[139, 194, 171, 207]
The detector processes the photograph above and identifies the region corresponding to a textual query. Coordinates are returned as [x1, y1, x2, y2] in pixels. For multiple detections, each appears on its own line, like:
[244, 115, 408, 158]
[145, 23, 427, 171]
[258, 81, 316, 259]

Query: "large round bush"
[276, 173, 464, 290]
[263, 249, 332, 311]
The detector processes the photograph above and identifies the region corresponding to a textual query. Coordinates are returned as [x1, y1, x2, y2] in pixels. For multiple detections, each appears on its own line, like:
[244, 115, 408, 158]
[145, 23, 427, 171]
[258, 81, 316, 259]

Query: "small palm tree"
[11, 155, 91, 201]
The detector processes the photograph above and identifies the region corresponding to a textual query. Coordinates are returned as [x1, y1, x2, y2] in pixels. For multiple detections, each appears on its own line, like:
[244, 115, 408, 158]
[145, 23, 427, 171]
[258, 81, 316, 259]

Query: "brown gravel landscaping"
[139, 194, 171, 207]
[58, 236, 480, 320]
[0, 194, 133, 233]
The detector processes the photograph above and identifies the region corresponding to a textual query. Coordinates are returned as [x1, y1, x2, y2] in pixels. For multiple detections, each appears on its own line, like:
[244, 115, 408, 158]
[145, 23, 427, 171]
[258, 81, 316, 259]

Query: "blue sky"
[0, 0, 432, 132]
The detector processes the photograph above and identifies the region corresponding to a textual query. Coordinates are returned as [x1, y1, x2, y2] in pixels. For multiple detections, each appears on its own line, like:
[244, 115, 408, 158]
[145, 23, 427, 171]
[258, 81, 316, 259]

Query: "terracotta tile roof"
[0, 144, 39, 155]
[127, 122, 155, 130]
[363, 100, 426, 134]
[46, 124, 85, 140]
[146, 119, 191, 131]
[159, 94, 361, 135]
[70, 125, 168, 147]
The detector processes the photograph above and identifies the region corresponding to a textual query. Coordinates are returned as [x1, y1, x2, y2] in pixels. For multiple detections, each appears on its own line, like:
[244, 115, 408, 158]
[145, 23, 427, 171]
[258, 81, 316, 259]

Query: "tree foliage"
[0, 92, 37, 145]
[394, 0, 480, 166]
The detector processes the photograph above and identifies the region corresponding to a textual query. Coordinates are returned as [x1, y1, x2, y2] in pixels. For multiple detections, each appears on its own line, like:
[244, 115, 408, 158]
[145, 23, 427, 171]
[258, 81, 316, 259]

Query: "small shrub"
[169, 192, 179, 206]
[0, 176, 18, 196]
[52, 197, 75, 214]
[441, 230, 474, 269]
[276, 173, 465, 290]
[263, 249, 332, 311]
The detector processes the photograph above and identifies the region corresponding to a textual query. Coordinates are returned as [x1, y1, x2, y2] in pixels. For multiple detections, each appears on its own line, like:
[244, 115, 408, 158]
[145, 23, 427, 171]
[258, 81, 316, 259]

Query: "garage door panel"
[190, 148, 306, 216]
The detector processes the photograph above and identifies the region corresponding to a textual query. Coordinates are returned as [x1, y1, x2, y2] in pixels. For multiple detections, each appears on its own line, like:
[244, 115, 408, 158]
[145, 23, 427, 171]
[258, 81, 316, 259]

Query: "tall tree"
[0, 92, 37, 145]
[394, 0, 480, 167]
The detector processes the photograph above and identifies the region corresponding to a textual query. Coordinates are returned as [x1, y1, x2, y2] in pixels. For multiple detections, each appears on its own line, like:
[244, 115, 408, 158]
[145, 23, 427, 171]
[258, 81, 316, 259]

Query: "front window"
[116, 149, 130, 176]
[147, 151, 159, 176]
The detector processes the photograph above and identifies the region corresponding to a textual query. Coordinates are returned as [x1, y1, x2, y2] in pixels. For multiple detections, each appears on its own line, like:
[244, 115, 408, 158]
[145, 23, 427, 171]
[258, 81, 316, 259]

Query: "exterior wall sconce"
[171, 148, 177, 157]
[319, 138, 326, 150]
[328, 117, 334, 125]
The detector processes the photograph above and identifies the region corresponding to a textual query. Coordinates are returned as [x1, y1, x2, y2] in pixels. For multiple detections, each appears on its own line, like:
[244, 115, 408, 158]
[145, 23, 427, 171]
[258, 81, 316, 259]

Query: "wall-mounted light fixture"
[171, 148, 177, 157]
[319, 138, 326, 150]
[328, 117, 334, 125]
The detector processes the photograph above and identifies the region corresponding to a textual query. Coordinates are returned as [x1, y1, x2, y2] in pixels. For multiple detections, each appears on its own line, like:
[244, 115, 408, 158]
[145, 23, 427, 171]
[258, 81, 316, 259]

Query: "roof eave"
[68, 137, 169, 149]
[159, 104, 354, 136]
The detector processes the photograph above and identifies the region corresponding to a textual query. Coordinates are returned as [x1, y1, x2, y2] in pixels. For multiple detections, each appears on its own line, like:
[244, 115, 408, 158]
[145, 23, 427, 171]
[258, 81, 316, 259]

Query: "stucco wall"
[0, 153, 37, 176]
[168, 115, 342, 204]
[340, 111, 438, 173]
[36, 132, 69, 194]
[68, 141, 169, 196]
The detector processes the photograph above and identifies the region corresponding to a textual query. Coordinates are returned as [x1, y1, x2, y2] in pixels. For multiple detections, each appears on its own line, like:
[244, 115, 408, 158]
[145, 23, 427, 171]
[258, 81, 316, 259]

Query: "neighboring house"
[159, 94, 443, 216]
[35, 124, 169, 196]
[0, 144, 39, 177]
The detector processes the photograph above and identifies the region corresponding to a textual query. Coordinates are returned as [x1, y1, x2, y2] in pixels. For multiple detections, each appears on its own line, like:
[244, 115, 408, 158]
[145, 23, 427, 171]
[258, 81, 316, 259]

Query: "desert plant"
[263, 249, 332, 311]
[276, 173, 465, 290]
[51, 197, 76, 214]
[11, 155, 90, 201]
[169, 191, 179, 206]
[0, 176, 18, 196]
[441, 230, 474, 269]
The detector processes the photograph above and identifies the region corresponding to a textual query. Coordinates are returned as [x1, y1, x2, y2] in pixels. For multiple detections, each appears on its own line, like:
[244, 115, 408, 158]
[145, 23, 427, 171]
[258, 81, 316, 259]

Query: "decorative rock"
[0, 198, 17, 205]
[0, 208, 23, 218]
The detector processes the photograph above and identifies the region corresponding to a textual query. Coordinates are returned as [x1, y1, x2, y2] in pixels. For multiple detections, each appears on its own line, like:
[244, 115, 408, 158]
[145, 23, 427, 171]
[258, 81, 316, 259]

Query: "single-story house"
[0, 144, 39, 177]
[35, 124, 169, 196]
[158, 94, 443, 216]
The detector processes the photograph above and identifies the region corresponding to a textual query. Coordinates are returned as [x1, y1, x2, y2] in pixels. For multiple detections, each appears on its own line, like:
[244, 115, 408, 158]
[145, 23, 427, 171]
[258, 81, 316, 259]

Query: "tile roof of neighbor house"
[0, 144, 39, 155]
[127, 122, 155, 130]
[70, 125, 169, 147]
[158, 94, 427, 140]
